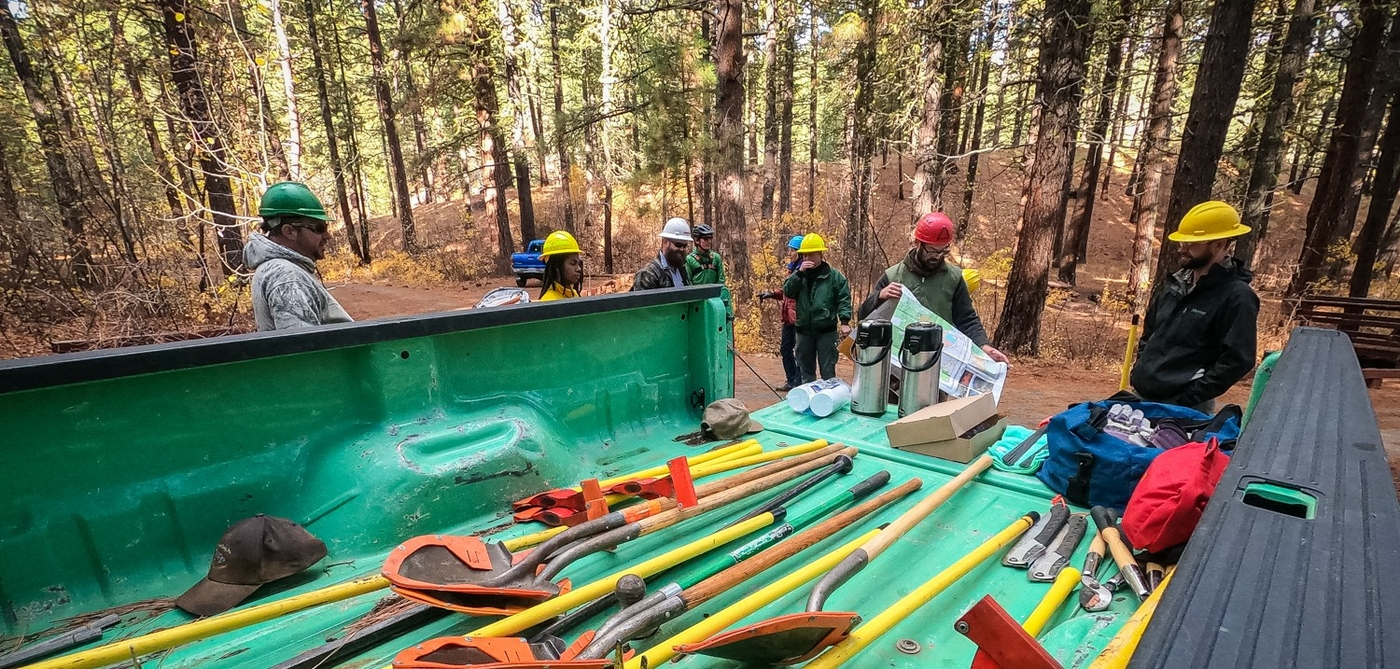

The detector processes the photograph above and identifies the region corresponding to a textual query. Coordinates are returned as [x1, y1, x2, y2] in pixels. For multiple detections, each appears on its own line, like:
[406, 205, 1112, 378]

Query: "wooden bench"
[1296, 294, 1400, 386]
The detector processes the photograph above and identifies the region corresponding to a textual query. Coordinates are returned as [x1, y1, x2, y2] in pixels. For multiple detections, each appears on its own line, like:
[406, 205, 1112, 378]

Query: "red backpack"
[1122, 438, 1230, 553]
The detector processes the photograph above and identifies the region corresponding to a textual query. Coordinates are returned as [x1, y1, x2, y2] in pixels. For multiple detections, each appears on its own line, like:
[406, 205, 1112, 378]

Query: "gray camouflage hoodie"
[244, 233, 354, 331]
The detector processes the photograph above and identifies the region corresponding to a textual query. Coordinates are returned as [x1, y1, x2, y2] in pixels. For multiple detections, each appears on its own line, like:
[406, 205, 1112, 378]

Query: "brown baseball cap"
[702, 398, 764, 440]
[176, 514, 327, 616]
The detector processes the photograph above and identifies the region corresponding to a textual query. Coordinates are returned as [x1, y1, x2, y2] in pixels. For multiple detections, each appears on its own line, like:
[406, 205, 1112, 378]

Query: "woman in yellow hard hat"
[539, 231, 584, 301]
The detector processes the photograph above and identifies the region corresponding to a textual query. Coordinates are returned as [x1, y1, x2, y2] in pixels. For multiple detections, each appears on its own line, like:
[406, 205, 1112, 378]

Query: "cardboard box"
[895, 415, 1008, 463]
[884, 392, 997, 447]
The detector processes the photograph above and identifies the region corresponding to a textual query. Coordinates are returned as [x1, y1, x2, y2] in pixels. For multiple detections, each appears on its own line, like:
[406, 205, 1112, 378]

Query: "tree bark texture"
[761, 0, 780, 221]
[911, 2, 945, 216]
[362, 0, 417, 251]
[715, 0, 750, 284]
[498, 0, 535, 242]
[778, 12, 796, 216]
[305, 0, 367, 263]
[1288, 2, 1399, 298]
[960, 5, 996, 236]
[271, 0, 302, 178]
[807, 3, 818, 214]
[1059, 0, 1133, 285]
[1151, 0, 1257, 289]
[1126, 0, 1183, 311]
[845, 0, 879, 278]
[463, 0, 515, 269]
[992, 0, 1090, 355]
[1235, 0, 1317, 268]
[1350, 92, 1400, 297]
[550, 7, 576, 233]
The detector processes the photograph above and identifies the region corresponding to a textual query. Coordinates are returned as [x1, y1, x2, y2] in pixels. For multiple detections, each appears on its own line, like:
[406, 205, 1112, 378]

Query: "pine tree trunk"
[1059, 0, 1133, 284]
[390, 0, 434, 204]
[1101, 25, 1138, 197]
[760, 0, 780, 221]
[1126, 0, 1183, 311]
[937, 14, 971, 181]
[112, 15, 186, 227]
[844, 0, 879, 281]
[716, 0, 750, 283]
[778, 10, 796, 216]
[304, 0, 366, 264]
[960, 4, 995, 235]
[157, 0, 243, 275]
[1350, 92, 1400, 297]
[600, 0, 616, 272]
[550, 7, 575, 233]
[1152, 0, 1258, 289]
[1288, 2, 1398, 298]
[498, 0, 536, 242]
[361, 0, 417, 251]
[993, 0, 1090, 355]
[0, 3, 90, 279]
[271, 0, 302, 177]
[1235, 0, 1317, 267]
[329, 6, 373, 257]
[1294, 94, 1333, 194]
[807, 3, 818, 214]
[911, 2, 946, 216]
[463, 0, 515, 268]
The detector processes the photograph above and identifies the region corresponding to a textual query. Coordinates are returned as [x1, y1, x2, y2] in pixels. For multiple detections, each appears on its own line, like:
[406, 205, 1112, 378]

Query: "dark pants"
[781, 323, 800, 387]
[796, 329, 839, 383]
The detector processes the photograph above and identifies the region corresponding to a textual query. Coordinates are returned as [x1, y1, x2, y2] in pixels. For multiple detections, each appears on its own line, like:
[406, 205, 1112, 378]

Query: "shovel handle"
[861, 454, 994, 559]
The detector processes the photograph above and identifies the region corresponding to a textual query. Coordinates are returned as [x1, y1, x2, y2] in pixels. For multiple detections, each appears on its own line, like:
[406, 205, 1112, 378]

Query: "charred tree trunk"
[993, 0, 1091, 355]
[1236, 0, 1317, 267]
[715, 0, 750, 283]
[158, 0, 242, 275]
[0, 3, 90, 282]
[305, 0, 366, 263]
[1152, 0, 1258, 289]
[1288, 3, 1398, 298]
[1059, 0, 1133, 284]
[1350, 93, 1400, 297]
[361, 0, 417, 251]
[1126, 0, 1182, 310]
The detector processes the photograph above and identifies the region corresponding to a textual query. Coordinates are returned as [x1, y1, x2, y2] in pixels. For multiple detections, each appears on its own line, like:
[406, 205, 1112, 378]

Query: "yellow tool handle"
[465, 513, 777, 640]
[24, 575, 389, 669]
[1119, 314, 1140, 392]
[1024, 566, 1082, 637]
[595, 439, 760, 489]
[625, 528, 882, 669]
[689, 439, 829, 480]
[861, 454, 993, 558]
[806, 513, 1036, 668]
[1088, 567, 1176, 669]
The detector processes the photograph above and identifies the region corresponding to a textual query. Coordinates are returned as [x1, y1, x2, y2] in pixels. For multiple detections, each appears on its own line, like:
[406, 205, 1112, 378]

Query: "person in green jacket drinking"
[783, 233, 852, 383]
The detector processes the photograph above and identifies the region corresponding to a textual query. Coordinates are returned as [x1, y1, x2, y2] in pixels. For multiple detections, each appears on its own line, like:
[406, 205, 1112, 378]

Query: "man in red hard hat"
[859, 212, 1008, 363]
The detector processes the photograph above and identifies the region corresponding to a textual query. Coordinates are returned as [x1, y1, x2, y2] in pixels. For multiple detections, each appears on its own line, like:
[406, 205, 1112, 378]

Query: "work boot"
[775, 383, 794, 392]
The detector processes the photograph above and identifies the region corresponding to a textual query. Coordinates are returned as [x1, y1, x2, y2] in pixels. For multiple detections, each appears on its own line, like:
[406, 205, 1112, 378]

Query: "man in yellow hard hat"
[1131, 201, 1259, 412]
[538, 231, 584, 301]
[245, 182, 354, 331]
[783, 233, 852, 383]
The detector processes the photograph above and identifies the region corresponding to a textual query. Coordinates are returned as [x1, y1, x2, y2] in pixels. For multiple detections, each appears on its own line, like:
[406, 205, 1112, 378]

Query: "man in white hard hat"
[632, 217, 694, 291]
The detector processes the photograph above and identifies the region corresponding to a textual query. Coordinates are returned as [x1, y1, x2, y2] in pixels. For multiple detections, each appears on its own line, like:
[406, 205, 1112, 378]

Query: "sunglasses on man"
[286, 221, 329, 235]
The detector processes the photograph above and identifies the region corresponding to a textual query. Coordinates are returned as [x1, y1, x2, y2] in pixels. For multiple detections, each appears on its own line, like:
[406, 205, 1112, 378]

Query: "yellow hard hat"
[1168, 200, 1251, 242]
[962, 268, 981, 293]
[539, 230, 582, 259]
[798, 233, 828, 253]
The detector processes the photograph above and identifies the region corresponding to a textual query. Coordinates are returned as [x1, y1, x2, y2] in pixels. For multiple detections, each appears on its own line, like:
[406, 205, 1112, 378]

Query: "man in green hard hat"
[244, 181, 354, 331]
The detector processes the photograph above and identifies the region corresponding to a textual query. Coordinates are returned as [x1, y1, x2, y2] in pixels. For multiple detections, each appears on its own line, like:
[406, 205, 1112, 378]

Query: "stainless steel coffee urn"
[849, 319, 893, 416]
[897, 322, 944, 417]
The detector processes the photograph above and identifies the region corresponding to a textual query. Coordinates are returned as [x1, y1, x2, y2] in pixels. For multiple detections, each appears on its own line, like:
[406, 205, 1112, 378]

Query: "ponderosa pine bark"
[1126, 0, 1183, 310]
[715, 0, 750, 283]
[1349, 92, 1400, 297]
[304, 0, 366, 263]
[361, 0, 417, 251]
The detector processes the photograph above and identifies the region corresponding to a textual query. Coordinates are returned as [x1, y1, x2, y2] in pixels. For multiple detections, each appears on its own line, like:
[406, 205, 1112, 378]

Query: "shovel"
[678, 451, 1001, 665]
[803, 512, 1040, 668]
[391, 476, 918, 668]
[383, 445, 855, 615]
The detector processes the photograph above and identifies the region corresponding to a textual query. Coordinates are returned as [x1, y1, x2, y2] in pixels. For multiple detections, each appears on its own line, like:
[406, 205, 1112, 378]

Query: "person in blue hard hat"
[759, 235, 806, 390]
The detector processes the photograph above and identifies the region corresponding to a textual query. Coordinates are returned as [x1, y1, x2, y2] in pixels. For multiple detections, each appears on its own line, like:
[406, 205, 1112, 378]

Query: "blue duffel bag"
[1035, 397, 1242, 510]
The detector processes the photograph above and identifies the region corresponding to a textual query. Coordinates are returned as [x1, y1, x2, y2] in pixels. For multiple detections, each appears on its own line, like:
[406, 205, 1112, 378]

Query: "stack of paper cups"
[787, 378, 852, 417]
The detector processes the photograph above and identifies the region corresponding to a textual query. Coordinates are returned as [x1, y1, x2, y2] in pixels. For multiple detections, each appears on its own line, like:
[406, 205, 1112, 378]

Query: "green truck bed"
[0, 288, 1205, 668]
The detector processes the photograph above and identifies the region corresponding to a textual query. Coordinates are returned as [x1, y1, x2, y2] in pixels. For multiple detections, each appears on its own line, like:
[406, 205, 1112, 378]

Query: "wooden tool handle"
[861, 453, 994, 558]
[639, 447, 858, 534]
[1090, 506, 1137, 572]
[693, 442, 848, 498]
[684, 477, 923, 605]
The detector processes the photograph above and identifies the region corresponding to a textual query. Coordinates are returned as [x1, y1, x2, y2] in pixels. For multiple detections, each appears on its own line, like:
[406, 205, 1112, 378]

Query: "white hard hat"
[660, 217, 694, 242]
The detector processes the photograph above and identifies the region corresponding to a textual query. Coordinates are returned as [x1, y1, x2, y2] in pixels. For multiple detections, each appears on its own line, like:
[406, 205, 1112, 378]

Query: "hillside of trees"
[1, 0, 1397, 358]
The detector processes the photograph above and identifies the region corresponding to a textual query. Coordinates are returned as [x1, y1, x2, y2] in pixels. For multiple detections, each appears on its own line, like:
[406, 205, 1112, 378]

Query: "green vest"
[886, 260, 962, 321]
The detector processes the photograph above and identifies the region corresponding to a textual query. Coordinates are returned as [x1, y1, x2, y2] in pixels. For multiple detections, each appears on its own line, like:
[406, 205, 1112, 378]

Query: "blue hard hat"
[788, 235, 804, 250]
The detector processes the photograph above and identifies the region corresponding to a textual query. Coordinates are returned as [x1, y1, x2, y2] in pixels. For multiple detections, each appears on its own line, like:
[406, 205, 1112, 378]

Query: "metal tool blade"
[1003, 503, 1070, 567]
[1028, 514, 1089, 581]
[1082, 572, 1125, 612]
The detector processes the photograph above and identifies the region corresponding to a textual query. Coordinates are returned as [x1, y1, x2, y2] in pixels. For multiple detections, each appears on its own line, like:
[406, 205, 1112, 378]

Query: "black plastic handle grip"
[847, 471, 892, 499]
[1090, 505, 1115, 532]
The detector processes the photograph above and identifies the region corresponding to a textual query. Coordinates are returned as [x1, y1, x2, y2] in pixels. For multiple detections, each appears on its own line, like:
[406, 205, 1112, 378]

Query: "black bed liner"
[1133, 327, 1400, 668]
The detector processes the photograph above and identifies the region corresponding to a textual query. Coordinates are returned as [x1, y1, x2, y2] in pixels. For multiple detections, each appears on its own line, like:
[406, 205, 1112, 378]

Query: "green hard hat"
[259, 181, 329, 222]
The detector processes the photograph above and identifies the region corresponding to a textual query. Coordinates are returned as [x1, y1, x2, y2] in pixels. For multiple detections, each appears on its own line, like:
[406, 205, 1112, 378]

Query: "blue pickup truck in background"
[511, 239, 546, 286]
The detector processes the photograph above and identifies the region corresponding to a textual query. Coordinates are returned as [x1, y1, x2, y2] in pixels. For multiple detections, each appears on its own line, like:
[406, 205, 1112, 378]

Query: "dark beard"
[1180, 253, 1212, 270]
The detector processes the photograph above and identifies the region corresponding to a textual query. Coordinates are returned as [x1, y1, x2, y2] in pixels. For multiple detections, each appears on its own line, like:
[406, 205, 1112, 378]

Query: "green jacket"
[686, 249, 726, 285]
[782, 262, 852, 334]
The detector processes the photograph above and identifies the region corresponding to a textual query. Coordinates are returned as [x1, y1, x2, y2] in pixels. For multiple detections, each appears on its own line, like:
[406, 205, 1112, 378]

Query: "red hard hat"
[915, 212, 954, 246]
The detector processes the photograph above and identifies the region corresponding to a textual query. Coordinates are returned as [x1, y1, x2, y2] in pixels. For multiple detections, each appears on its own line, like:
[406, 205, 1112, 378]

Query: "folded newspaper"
[845, 286, 1008, 401]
